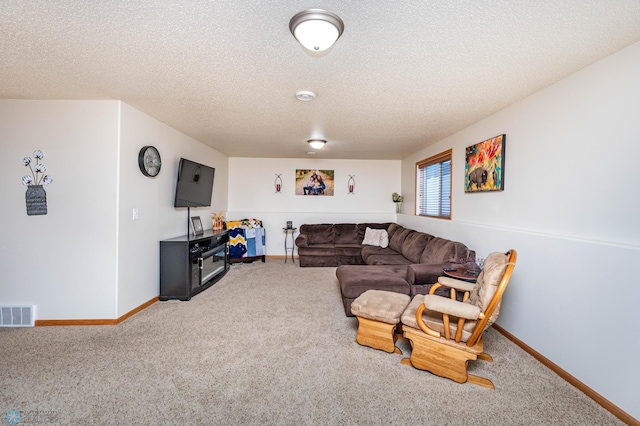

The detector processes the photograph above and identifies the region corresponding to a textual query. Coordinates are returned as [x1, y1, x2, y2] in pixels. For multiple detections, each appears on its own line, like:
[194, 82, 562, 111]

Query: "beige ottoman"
[351, 290, 411, 354]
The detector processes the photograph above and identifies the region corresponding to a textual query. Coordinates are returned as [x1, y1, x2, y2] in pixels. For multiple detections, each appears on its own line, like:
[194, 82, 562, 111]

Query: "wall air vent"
[0, 305, 35, 327]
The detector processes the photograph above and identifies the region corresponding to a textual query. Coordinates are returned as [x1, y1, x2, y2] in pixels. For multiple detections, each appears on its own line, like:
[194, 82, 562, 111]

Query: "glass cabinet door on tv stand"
[159, 229, 229, 301]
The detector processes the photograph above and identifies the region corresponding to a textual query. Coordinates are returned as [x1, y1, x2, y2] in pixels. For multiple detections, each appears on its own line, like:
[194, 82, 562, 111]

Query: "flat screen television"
[174, 158, 215, 208]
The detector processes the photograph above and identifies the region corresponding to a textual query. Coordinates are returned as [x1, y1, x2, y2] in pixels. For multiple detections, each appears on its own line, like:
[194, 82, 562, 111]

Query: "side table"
[443, 267, 480, 283]
[283, 227, 297, 263]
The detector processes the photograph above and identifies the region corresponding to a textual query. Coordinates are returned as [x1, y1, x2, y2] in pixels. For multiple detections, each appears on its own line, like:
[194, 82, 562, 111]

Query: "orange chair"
[400, 250, 517, 388]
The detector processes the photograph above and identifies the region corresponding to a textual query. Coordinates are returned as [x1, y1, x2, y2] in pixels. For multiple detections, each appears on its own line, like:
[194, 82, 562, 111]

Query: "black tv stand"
[159, 230, 229, 301]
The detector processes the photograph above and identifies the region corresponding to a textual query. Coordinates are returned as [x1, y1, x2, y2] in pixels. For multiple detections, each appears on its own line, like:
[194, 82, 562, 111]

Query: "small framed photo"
[191, 216, 204, 235]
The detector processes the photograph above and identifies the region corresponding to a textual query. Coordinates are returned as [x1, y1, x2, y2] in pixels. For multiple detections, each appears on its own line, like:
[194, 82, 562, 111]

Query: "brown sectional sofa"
[295, 223, 392, 267]
[295, 222, 476, 316]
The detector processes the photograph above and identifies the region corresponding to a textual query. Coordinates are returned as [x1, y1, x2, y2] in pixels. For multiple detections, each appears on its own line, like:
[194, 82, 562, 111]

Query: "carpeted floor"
[0, 261, 622, 425]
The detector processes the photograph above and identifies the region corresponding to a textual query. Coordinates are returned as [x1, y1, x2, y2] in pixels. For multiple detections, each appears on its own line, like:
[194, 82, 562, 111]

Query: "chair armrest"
[423, 295, 480, 320]
[437, 276, 476, 293]
[295, 233, 309, 247]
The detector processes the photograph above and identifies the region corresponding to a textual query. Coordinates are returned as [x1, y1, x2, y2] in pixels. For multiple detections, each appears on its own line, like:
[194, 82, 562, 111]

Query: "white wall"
[0, 100, 120, 319]
[116, 103, 228, 317]
[400, 41, 640, 419]
[228, 158, 400, 255]
[0, 100, 229, 320]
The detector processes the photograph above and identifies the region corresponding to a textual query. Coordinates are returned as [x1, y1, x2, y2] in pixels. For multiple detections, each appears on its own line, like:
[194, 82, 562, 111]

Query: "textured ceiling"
[2, 1, 640, 159]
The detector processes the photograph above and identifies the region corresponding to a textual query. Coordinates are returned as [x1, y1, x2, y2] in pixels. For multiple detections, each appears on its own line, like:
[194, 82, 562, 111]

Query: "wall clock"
[138, 146, 161, 177]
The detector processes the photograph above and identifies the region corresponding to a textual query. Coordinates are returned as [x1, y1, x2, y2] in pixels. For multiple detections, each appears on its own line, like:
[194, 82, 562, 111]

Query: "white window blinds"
[417, 150, 452, 219]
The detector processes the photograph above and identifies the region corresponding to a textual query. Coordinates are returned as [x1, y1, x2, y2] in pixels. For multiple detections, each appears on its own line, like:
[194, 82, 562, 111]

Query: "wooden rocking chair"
[400, 249, 517, 389]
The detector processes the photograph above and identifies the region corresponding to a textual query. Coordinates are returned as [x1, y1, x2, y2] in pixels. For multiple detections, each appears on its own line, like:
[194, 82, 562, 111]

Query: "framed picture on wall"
[464, 134, 506, 192]
[190, 216, 204, 235]
[295, 169, 334, 196]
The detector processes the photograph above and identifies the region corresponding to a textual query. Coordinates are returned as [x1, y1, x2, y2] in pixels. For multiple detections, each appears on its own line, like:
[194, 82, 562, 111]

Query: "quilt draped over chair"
[226, 218, 266, 262]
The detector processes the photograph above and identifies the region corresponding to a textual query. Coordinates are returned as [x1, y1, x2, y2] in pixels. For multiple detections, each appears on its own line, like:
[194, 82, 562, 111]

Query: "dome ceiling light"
[289, 9, 344, 52]
[308, 139, 327, 150]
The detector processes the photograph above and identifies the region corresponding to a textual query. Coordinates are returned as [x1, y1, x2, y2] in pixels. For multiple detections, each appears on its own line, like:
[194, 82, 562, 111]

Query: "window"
[416, 149, 452, 219]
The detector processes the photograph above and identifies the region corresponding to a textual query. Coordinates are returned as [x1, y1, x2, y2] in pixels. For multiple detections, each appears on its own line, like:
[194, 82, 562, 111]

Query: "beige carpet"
[0, 261, 622, 425]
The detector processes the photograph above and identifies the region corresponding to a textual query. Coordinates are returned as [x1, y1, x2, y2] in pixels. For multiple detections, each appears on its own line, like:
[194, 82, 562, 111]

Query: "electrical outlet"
[133, 208, 139, 220]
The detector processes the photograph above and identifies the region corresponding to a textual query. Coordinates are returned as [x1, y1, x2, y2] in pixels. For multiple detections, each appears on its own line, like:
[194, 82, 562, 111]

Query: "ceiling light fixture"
[308, 139, 326, 149]
[296, 90, 316, 101]
[289, 9, 344, 52]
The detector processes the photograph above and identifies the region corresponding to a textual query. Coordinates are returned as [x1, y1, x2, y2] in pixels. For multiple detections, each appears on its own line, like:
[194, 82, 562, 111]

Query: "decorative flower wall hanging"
[22, 150, 53, 216]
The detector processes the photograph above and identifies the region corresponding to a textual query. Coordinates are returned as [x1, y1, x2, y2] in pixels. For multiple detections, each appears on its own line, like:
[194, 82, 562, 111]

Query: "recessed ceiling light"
[296, 90, 316, 101]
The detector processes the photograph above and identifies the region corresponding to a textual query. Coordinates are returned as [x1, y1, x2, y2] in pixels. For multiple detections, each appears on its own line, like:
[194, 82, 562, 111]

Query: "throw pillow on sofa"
[362, 227, 389, 248]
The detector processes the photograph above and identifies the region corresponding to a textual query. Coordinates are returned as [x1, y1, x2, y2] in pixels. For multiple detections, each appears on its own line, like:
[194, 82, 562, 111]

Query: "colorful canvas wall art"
[295, 169, 334, 196]
[465, 134, 505, 192]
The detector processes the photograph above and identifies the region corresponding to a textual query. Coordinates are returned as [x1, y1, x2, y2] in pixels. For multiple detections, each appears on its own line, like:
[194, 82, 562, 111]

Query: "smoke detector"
[296, 91, 316, 101]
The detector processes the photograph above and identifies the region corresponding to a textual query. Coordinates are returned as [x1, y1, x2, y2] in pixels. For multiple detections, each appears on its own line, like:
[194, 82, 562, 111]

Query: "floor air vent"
[0, 306, 35, 327]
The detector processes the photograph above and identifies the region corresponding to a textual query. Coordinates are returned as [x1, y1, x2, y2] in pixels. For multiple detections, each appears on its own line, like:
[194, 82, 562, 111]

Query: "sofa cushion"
[362, 227, 389, 248]
[299, 255, 337, 267]
[366, 254, 413, 265]
[419, 237, 473, 264]
[406, 263, 450, 286]
[301, 224, 335, 245]
[389, 226, 413, 252]
[361, 245, 390, 264]
[335, 244, 364, 266]
[400, 232, 432, 263]
[334, 223, 360, 245]
[334, 245, 363, 256]
[386, 223, 401, 239]
[337, 265, 410, 298]
[297, 245, 336, 257]
[336, 244, 365, 266]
